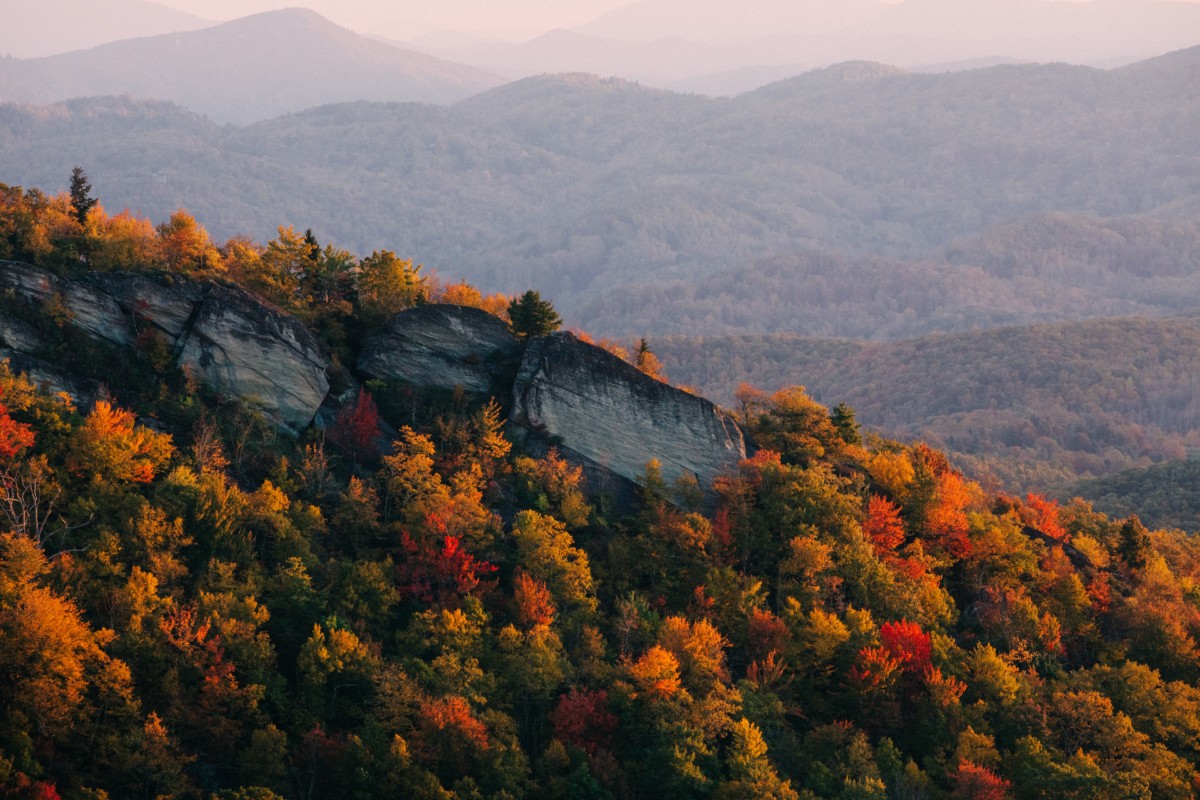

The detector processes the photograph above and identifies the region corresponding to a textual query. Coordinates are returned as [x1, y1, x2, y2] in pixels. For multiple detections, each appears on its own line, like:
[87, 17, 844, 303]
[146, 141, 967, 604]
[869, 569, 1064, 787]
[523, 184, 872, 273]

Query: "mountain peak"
[222, 6, 336, 27]
[0, 7, 502, 123]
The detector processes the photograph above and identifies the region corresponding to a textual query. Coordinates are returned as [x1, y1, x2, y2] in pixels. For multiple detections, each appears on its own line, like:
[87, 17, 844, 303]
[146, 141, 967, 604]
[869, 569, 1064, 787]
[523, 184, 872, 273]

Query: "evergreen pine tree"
[1117, 515, 1152, 570]
[68, 166, 98, 226]
[831, 402, 862, 445]
[507, 290, 562, 341]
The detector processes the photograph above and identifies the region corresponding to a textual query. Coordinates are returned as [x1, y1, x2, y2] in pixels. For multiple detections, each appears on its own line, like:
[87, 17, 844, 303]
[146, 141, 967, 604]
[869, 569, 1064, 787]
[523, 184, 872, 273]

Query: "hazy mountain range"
[0, 9, 502, 123]
[417, 0, 1200, 89]
[2, 46, 1198, 333]
[4, 0, 1200, 101]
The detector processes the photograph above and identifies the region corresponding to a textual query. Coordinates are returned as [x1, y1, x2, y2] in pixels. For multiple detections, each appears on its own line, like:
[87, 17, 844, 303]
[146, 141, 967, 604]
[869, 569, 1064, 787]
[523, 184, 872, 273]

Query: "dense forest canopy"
[3, 180, 1200, 800]
[655, 317, 1200, 506]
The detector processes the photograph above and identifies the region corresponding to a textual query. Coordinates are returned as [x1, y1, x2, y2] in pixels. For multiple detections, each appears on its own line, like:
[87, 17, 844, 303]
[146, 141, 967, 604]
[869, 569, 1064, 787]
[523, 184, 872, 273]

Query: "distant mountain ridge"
[402, 0, 1200, 95]
[422, 28, 794, 89]
[1, 47, 1199, 332]
[0, 8, 503, 123]
[0, 0, 212, 58]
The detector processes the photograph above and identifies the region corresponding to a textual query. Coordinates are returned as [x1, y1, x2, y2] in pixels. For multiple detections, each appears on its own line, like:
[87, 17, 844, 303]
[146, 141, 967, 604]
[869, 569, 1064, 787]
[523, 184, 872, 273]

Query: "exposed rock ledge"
[0, 265, 749, 493]
[510, 332, 748, 493]
[358, 304, 518, 396]
[0, 261, 329, 430]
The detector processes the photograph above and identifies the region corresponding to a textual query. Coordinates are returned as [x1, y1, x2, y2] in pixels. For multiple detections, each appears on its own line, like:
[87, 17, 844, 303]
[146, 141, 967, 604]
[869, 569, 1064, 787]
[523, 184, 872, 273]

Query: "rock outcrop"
[510, 332, 748, 493]
[174, 284, 330, 430]
[0, 261, 330, 430]
[358, 304, 518, 396]
[0, 263, 750, 491]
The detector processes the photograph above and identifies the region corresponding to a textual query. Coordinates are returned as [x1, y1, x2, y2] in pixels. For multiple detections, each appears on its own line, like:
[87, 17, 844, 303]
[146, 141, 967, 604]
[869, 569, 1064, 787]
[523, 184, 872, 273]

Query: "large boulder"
[358, 304, 518, 396]
[177, 284, 329, 430]
[0, 261, 330, 430]
[510, 332, 748, 493]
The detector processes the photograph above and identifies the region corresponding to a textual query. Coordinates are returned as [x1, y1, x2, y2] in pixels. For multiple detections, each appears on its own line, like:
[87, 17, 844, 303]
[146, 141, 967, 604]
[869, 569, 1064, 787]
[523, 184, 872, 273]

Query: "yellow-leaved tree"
[66, 400, 174, 485]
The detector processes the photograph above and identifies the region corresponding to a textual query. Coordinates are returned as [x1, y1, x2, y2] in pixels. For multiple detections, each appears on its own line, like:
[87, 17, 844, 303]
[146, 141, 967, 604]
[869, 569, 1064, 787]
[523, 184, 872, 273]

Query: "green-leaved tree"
[507, 290, 561, 341]
[69, 165, 98, 226]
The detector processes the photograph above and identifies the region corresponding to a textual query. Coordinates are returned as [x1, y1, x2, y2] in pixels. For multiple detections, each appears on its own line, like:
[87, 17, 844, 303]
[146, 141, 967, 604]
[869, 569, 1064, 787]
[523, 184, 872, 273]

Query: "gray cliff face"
[0, 263, 749, 489]
[178, 285, 329, 429]
[358, 304, 518, 396]
[510, 332, 748, 492]
[89, 272, 205, 341]
[0, 262, 135, 347]
[0, 262, 329, 430]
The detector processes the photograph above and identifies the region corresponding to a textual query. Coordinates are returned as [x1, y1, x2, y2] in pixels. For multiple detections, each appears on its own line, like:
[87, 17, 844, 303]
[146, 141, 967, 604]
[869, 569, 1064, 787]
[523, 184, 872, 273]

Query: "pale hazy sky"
[153, 0, 638, 39]
[152, 0, 1200, 43]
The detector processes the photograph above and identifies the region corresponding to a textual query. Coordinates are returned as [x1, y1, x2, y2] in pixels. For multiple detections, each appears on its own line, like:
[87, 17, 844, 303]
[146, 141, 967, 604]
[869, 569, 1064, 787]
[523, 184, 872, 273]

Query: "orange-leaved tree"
[66, 400, 173, 484]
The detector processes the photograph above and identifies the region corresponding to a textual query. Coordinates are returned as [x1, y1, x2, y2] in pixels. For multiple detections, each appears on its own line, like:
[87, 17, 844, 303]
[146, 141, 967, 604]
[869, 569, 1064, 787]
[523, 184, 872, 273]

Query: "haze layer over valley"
[3, 46, 1198, 339]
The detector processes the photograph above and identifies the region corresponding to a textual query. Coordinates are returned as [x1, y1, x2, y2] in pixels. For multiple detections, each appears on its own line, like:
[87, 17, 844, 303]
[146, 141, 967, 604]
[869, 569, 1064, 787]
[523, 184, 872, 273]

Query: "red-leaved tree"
[514, 570, 556, 629]
[550, 687, 618, 755]
[327, 388, 382, 463]
[396, 517, 497, 606]
[1024, 493, 1068, 541]
[864, 494, 906, 554]
[747, 607, 789, 662]
[414, 696, 490, 778]
[879, 620, 933, 675]
[849, 646, 903, 693]
[0, 391, 35, 459]
[951, 760, 1011, 800]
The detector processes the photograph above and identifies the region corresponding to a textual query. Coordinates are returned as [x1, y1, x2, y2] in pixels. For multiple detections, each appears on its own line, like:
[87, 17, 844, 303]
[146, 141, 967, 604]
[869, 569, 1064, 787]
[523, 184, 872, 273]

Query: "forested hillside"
[656, 316, 1200, 496]
[574, 214, 1200, 337]
[5, 178, 1200, 800]
[1, 46, 1199, 335]
[1073, 460, 1200, 534]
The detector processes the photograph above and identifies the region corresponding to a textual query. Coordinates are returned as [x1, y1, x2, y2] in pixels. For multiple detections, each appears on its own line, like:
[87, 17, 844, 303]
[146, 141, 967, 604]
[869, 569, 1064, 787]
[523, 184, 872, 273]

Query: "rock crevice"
[358, 304, 519, 396]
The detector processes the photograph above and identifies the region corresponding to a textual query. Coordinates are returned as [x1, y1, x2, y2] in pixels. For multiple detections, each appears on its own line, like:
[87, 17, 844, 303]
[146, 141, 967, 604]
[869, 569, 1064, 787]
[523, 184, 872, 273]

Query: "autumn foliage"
[0, 392, 34, 459]
[950, 761, 1011, 800]
[550, 687, 618, 754]
[8, 196, 1200, 800]
[849, 646, 902, 693]
[1024, 492, 1068, 541]
[925, 469, 974, 557]
[327, 387, 383, 463]
[864, 494, 906, 554]
[66, 399, 173, 483]
[513, 570, 556, 628]
[878, 620, 933, 674]
[414, 696, 490, 777]
[396, 523, 497, 606]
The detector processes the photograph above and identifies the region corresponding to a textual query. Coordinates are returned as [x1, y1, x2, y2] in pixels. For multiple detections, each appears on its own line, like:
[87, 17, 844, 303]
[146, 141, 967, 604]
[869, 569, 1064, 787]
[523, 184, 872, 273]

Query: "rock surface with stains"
[358, 304, 518, 397]
[0, 261, 329, 429]
[510, 332, 748, 492]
